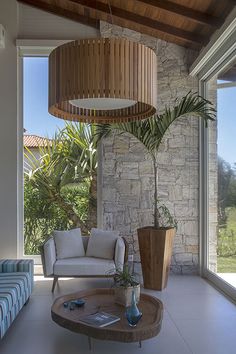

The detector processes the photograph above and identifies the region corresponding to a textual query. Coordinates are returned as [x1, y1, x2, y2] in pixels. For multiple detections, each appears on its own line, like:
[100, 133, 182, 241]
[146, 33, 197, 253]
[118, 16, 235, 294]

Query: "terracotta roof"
[24, 135, 52, 148]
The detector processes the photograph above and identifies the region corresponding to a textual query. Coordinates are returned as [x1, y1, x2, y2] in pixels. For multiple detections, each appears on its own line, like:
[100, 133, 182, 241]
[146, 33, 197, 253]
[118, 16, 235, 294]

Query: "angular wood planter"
[138, 227, 176, 290]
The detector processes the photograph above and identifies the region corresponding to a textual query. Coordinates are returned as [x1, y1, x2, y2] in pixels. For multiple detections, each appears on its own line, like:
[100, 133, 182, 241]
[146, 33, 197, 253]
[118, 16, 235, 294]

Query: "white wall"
[0, 0, 18, 258]
[0, 1, 99, 259]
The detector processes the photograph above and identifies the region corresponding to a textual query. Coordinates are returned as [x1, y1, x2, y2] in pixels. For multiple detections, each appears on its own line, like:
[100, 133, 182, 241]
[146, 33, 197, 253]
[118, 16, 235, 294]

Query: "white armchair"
[41, 235, 127, 292]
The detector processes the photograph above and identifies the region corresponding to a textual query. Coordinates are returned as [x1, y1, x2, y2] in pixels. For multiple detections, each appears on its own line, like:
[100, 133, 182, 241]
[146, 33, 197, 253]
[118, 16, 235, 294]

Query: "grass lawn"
[217, 256, 236, 272]
[217, 207, 236, 271]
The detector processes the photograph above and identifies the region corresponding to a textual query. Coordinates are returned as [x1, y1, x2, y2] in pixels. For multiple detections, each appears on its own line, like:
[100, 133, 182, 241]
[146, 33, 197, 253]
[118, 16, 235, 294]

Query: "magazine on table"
[80, 312, 120, 327]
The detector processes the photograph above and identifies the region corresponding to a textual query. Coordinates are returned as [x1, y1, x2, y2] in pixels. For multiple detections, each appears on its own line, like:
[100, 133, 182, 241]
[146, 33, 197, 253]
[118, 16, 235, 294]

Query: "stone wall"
[207, 77, 218, 273]
[99, 21, 200, 274]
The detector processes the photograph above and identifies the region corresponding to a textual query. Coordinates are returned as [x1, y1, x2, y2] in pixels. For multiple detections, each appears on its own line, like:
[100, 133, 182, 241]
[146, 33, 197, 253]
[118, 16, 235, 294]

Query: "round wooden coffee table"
[51, 288, 163, 349]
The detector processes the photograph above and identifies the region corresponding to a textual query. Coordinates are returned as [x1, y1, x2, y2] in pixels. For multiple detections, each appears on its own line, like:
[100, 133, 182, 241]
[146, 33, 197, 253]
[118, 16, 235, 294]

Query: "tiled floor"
[0, 275, 236, 354]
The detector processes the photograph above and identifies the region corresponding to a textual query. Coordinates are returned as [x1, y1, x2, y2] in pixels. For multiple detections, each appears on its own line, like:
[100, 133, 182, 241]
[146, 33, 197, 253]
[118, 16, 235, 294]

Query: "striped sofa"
[0, 259, 34, 339]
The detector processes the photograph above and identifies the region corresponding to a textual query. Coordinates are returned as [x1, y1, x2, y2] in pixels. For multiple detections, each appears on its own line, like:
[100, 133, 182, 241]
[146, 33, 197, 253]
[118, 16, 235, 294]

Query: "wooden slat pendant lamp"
[49, 38, 157, 123]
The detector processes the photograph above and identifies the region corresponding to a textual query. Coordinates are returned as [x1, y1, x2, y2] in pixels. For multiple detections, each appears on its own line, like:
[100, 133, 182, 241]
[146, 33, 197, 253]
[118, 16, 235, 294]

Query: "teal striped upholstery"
[0, 259, 34, 291]
[0, 260, 34, 339]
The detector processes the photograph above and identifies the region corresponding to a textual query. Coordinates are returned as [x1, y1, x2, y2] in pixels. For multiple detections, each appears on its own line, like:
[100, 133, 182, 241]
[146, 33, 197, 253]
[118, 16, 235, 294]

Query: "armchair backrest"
[81, 236, 89, 252]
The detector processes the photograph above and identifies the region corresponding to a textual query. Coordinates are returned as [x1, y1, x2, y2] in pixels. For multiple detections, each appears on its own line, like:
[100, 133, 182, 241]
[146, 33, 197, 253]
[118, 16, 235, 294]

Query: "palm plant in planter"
[112, 265, 140, 307]
[96, 92, 215, 290]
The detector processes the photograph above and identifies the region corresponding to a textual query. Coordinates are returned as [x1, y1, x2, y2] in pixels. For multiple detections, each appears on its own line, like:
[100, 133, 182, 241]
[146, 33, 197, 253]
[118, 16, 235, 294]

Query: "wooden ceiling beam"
[69, 0, 206, 45]
[138, 0, 222, 27]
[17, 0, 99, 29]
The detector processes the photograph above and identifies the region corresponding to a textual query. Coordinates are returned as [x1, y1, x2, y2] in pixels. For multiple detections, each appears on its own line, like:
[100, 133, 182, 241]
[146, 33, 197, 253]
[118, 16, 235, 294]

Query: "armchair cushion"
[0, 259, 34, 291]
[54, 257, 115, 276]
[43, 237, 56, 276]
[86, 228, 119, 260]
[53, 228, 85, 260]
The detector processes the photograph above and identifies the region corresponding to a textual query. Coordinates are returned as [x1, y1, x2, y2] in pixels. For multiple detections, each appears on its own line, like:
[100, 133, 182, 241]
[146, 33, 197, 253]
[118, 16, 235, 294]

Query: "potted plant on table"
[113, 265, 140, 307]
[96, 93, 215, 290]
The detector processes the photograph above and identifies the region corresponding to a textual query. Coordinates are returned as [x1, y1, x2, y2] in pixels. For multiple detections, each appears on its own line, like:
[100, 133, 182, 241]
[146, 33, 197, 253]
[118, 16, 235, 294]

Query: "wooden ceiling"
[17, 0, 236, 49]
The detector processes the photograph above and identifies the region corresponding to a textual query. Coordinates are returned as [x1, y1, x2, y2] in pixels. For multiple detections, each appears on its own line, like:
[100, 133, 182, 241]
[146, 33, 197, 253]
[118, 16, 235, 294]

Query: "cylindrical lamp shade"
[49, 38, 157, 123]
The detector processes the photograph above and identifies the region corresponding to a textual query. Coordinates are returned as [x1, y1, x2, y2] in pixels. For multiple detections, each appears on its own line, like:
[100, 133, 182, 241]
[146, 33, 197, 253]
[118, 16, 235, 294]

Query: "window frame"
[190, 12, 236, 299]
[17, 40, 103, 263]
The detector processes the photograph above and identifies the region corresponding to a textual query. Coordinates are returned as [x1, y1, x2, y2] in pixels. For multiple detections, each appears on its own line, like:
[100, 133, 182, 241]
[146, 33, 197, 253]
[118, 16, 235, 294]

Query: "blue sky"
[23, 57, 65, 138]
[23, 57, 236, 166]
[217, 86, 236, 166]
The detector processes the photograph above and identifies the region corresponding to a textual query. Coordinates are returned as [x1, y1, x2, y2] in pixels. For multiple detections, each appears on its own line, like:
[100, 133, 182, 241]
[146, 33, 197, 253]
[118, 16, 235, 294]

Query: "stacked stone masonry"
[207, 78, 218, 273]
[100, 21, 200, 274]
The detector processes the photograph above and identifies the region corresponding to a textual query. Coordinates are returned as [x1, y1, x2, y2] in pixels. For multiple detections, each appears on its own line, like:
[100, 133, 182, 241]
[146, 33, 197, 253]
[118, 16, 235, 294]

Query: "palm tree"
[95, 92, 215, 228]
[24, 123, 97, 234]
[61, 123, 97, 230]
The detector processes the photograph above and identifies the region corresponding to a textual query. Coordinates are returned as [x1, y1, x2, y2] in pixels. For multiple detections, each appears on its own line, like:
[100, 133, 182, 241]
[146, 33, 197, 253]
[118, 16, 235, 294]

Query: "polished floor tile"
[0, 275, 235, 354]
[173, 318, 236, 354]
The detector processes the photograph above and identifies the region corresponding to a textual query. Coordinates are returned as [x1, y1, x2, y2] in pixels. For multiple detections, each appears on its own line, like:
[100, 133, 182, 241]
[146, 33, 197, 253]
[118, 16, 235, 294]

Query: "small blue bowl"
[71, 299, 85, 307]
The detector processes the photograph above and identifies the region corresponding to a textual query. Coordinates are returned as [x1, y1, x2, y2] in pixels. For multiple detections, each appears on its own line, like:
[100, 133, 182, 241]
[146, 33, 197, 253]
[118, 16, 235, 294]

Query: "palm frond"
[95, 92, 215, 154]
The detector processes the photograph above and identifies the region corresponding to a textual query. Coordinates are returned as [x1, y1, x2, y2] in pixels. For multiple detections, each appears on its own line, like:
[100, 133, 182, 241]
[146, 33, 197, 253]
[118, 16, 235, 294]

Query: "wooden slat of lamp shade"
[48, 38, 157, 123]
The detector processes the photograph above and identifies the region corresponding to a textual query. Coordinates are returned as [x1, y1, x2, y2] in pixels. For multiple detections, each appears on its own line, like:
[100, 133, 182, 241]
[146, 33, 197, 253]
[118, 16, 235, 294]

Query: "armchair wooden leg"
[52, 276, 59, 293]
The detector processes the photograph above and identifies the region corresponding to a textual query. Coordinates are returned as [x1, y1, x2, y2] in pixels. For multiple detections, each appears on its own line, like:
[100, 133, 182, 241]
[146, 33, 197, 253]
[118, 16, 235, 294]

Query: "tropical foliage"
[24, 123, 97, 254]
[95, 92, 215, 228]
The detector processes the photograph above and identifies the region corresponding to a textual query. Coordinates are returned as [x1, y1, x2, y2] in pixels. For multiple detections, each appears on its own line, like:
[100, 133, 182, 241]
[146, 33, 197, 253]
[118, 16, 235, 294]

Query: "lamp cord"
[107, 0, 114, 25]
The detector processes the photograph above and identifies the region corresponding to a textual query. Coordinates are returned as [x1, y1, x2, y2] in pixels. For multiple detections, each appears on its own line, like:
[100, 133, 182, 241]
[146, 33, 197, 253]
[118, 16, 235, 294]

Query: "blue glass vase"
[125, 289, 142, 327]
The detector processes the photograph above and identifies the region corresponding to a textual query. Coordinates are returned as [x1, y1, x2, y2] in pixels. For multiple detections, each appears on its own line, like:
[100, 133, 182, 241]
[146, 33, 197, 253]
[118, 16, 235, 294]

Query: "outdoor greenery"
[24, 123, 97, 255]
[96, 92, 215, 228]
[217, 157, 236, 272]
[218, 157, 236, 227]
[217, 256, 236, 273]
[218, 207, 236, 257]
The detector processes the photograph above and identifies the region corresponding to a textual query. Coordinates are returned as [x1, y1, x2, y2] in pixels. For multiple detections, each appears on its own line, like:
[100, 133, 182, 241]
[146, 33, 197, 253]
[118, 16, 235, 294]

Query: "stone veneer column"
[99, 21, 200, 274]
[207, 78, 218, 273]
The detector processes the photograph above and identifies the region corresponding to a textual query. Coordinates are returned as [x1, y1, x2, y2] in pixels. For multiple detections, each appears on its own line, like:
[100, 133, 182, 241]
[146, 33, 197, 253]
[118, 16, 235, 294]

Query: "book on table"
[80, 312, 120, 328]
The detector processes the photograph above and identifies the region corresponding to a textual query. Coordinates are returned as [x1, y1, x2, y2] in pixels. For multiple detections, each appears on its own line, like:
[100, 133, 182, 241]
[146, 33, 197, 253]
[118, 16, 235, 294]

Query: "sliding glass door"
[205, 58, 236, 294]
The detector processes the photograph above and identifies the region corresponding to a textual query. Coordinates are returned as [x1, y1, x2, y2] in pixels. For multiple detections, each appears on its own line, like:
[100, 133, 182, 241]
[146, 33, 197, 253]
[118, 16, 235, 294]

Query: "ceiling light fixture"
[49, 38, 157, 123]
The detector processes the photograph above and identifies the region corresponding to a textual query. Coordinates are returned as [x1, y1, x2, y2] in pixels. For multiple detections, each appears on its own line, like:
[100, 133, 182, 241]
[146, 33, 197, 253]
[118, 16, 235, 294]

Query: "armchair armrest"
[114, 237, 127, 270]
[41, 237, 56, 277]
[0, 259, 34, 290]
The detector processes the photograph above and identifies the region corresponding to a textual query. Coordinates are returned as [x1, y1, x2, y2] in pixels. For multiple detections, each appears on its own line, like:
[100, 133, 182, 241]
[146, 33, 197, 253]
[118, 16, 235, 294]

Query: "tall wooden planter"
[137, 227, 176, 290]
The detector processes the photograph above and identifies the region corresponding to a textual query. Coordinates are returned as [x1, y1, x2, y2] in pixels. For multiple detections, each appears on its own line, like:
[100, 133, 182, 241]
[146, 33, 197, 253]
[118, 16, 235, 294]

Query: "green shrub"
[24, 177, 90, 255]
[217, 207, 236, 257]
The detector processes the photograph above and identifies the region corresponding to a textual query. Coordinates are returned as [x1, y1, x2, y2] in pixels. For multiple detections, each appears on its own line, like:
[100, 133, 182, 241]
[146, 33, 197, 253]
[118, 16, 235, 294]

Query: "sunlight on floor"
[34, 276, 74, 282]
[217, 273, 236, 288]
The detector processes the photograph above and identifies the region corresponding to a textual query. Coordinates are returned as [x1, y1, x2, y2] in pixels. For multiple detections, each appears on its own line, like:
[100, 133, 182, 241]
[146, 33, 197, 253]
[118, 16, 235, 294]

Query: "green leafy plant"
[95, 92, 216, 229]
[113, 264, 139, 288]
[24, 123, 97, 234]
[24, 166, 91, 255]
[24, 123, 98, 254]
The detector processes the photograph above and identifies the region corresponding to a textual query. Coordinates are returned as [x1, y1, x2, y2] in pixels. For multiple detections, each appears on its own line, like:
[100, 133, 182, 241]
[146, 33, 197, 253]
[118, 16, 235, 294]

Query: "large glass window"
[207, 58, 236, 288]
[23, 57, 97, 256]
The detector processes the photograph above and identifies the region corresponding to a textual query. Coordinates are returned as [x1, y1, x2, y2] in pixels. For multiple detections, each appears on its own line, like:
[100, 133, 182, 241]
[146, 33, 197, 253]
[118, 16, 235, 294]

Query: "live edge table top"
[51, 288, 163, 343]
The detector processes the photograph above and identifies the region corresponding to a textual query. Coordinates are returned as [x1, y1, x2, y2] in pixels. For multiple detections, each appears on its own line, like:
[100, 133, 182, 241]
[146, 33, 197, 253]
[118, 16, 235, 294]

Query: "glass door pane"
[207, 58, 236, 288]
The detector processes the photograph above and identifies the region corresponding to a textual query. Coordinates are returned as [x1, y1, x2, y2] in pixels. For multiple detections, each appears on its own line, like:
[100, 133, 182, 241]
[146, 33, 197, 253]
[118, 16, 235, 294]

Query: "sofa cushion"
[54, 257, 115, 276]
[0, 272, 31, 299]
[0, 272, 31, 323]
[53, 228, 85, 260]
[86, 228, 119, 260]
